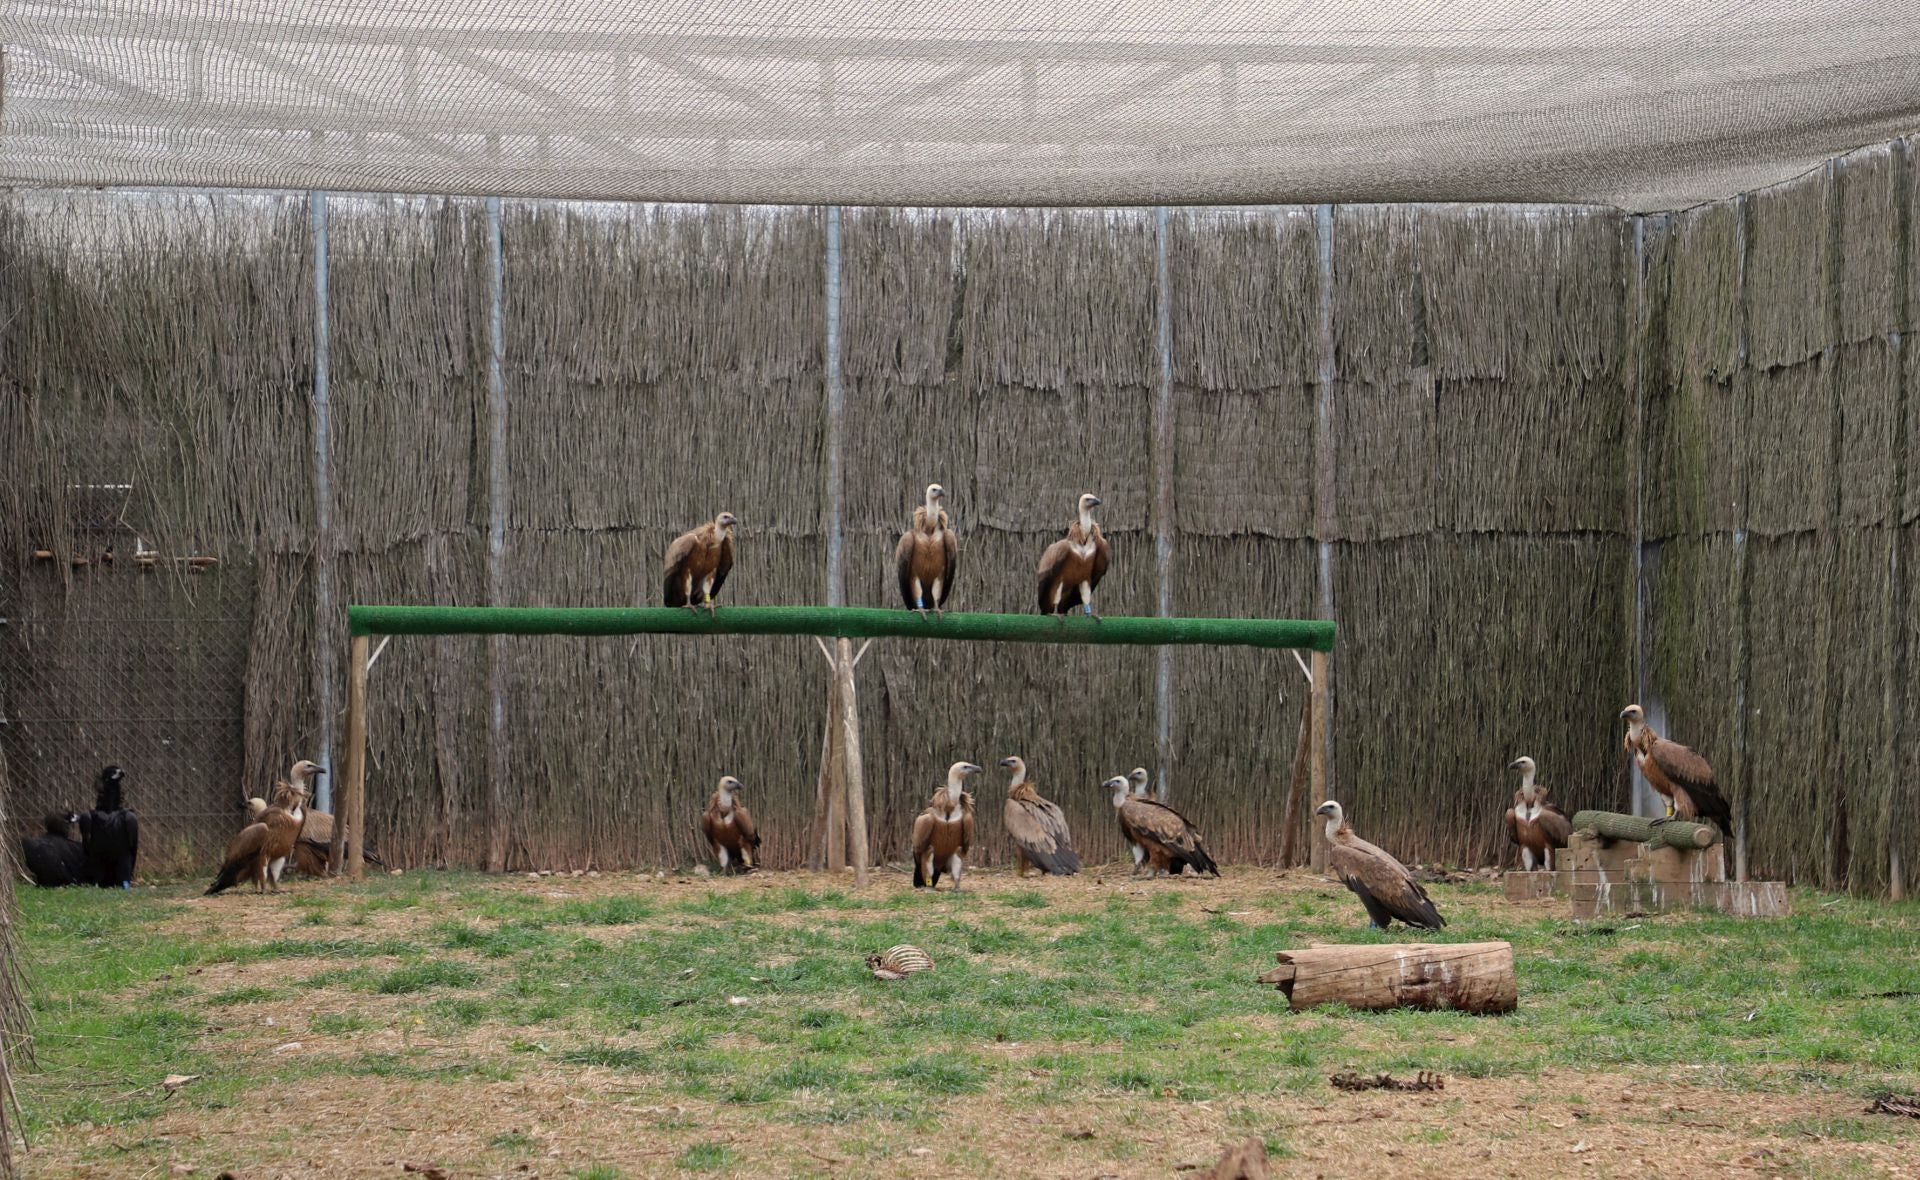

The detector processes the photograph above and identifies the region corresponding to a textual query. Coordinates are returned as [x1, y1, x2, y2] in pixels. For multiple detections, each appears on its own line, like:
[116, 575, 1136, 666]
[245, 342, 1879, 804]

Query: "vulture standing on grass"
[1104, 775, 1219, 878]
[1036, 493, 1110, 616]
[1504, 756, 1572, 871]
[912, 762, 980, 890]
[1119, 766, 1152, 870]
[700, 775, 760, 873]
[998, 757, 1079, 877]
[207, 781, 307, 896]
[1619, 704, 1732, 835]
[79, 764, 139, 888]
[21, 810, 88, 887]
[245, 761, 372, 877]
[895, 483, 958, 616]
[663, 511, 737, 613]
[1315, 801, 1445, 930]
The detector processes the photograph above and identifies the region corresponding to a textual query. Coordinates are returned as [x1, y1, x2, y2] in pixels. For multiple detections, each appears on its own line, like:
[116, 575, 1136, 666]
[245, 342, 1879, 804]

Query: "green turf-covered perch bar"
[348, 605, 1337, 651]
[1571, 809, 1719, 849]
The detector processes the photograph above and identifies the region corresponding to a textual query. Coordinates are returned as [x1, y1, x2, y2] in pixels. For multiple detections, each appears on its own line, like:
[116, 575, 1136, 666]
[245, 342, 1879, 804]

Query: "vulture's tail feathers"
[205, 864, 242, 896]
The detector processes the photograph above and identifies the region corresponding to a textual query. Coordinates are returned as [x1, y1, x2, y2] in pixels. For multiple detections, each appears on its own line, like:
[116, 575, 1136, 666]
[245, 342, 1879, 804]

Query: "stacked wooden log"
[1503, 809, 1789, 918]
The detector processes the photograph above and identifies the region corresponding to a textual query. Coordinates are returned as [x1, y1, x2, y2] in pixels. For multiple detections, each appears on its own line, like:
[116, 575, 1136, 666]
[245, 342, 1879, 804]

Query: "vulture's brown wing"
[733, 803, 760, 849]
[893, 530, 919, 608]
[1122, 799, 1219, 876]
[1333, 836, 1445, 929]
[1537, 804, 1573, 847]
[1505, 806, 1522, 846]
[662, 530, 699, 604]
[301, 808, 335, 845]
[700, 802, 722, 846]
[1035, 538, 1073, 612]
[958, 796, 975, 856]
[1648, 737, 1715, 789]
[710, 534, 734, 599]
[222, 822, 268, 863]
[938, 523, 958, 607]
[1004, 797, 1079, 875]
[910, 810, 935, 860]
[1088, 524, 1110, 589]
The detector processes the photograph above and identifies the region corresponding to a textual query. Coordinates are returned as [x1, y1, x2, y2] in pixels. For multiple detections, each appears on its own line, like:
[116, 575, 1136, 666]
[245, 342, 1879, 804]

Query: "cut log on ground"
[1258, 941, 1516, 1014]
[1571, 809, 1717, 849]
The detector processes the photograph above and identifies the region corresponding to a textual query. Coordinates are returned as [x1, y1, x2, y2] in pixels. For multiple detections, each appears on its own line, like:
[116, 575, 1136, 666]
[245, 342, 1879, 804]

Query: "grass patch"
[674, 1142, 737, 1171]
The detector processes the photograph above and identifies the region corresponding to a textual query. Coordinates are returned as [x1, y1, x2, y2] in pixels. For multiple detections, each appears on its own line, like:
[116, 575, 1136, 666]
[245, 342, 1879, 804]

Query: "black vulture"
[78, 764, 139, 888]
[21, 810, 88, 887]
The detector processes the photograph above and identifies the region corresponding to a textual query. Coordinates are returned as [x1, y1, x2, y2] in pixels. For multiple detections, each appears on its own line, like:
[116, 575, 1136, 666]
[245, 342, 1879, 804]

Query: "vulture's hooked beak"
[1506, 759, 1524, 771]
[998, 757, 1019, 769]
[1087, 495, 1103, 507]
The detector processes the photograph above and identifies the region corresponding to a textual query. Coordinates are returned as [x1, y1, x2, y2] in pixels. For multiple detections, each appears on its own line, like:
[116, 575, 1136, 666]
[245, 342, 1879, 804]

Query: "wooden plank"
[1277, 696, 1313, 868]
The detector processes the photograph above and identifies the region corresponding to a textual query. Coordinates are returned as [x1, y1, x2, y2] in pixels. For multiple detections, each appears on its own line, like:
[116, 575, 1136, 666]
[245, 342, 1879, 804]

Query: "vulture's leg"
[1520, 847, 1536, 872]
[947, 854, 964, 891]
[1080, 582, 1098, 619]
[717, 846, 731, 873]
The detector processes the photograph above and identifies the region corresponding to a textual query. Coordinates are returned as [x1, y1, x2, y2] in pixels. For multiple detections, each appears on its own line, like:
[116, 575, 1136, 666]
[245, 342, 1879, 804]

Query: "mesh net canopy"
[3, 1, 1918, 212]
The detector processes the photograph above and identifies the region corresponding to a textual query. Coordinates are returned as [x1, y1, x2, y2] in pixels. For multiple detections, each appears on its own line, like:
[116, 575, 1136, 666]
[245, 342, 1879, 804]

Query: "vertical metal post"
[485, 196, 510, 874]
[1311, 204, 1337, 873]
[824, 205, 846, 607]
[309, 190, 336, 814]
[1890, 137, 1913, 902]
[1629, 212, 1659, 821]
[1732, 193, 1755, 881]
[1152, 207, 1175, 803]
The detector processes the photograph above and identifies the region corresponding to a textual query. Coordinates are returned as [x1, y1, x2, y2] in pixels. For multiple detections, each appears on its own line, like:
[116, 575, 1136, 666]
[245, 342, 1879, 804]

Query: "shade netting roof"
[2, 1, 1917, 211]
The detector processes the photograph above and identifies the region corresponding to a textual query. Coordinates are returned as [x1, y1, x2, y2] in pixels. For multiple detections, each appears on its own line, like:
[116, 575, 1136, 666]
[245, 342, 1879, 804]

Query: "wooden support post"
[807, 674, 835, 872]
[1308, 649, 1330, 872]
[1277, 695, 1313, 868]
[825, 662, 848, 874]
[341, 633, 369, 880]
[835, 637, 871, 888]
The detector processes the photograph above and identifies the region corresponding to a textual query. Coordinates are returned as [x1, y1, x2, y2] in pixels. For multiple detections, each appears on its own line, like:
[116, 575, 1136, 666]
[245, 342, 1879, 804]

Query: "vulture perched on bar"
[208, 781, 307, 896]
[22, 810, 87, 887]
[998, 757, 1079, 877]
[912, 762, 980, 890]
[1104, 776, 1218, 878]
[700, 775, 760, 873]
[1036, 493, 1109, 616]
[78, 765, 139, 889]
[663, 511, 737, 613]
[895, 483, 958, 616]
[1504, 756, 1572, 871]
[1315, 801, 1444, 930]
[1620, 704, 1732, 835]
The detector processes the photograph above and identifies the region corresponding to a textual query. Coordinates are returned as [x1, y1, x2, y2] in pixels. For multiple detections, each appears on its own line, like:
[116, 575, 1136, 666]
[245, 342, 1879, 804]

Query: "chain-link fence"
[0, 486, 252, 878]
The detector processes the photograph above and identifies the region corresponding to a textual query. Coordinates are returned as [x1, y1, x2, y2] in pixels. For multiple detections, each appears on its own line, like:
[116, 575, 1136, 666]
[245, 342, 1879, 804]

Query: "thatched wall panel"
[842, 377, 980, 538]
[1169, 536, 1317, 863]
[1333, 205, 1423, 385]
[1643, 369, 1746, 539]
[1660, 203, 1742, 384]
[1433, 376, 1630, 535]
[1334, 535, 1631, 870]
[1174, 384, 1316, 538]
[1837, 147, 1901, 346]
[328, 197, 489, 549]
[1743, 534, 1833, 884]
[958, 210, 1157, 392]
[244, 555, 318, 802]
[1835, 339, 1900, 526]
[970, 385, 1151, 534]
[1747, 174, 1832, 370]
[1332, 375, 1434, 541]
[1745, 358, 1833, 535]
[1167, 207, 1317, 391]
[1419, 208, 1626, 381]
[1827, 529, 1892, 894]
[1905, 340, 1920, 526]
[840, 208, 957, 386]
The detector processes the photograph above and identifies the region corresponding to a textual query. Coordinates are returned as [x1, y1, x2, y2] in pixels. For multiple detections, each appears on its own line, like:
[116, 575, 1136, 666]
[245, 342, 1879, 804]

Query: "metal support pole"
[824, 205, 846, 607]
[1312, 203, 1337, 848]
[485, 196, 509, 874]
[1152, 206, 1176, 803]
[309, 190, 336, 814]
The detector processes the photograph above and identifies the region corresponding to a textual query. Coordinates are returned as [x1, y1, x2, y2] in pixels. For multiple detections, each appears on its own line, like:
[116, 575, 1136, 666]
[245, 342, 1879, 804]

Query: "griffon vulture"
[22, 810, 87, 887]
[895, 483, 958, 616]
[1118, 766, 1152, 870]
[998, 756, 1079, 877]
[244, 761, 376, 877]
[1104, 776, 1219, 878]
[1620, 704, 1732, 835]
[663, 512, 737, 613]
[1037, 493, 1109, 616]
[1504, 756, 1572, 871]
[911, 762, 980, 890]
[207, 781, 307, 896]
[701, 775, 760, 873]
[78, 765, 139, 888]
[1315, 800, 1445, 930]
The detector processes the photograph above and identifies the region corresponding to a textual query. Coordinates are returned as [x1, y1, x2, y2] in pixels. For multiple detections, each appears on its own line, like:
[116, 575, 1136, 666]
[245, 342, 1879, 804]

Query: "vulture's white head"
[998, 756, 1026, 785]
[1619, 703, 1648, 745]
[716, 511, 738, 532]
[1077, 492, 1103, 523]
[1128, 767, 1150, 796]
[717, 775, 743, 805]
[246, 797, 268, 821]
[925, 483, 946, 507]
[946, 761, 982, 790]
[1508, 756, 1539, 796]
[1102, 775, 1131, 807]
[289, 759, 326, 786]
[1315, 799, 1346, 839]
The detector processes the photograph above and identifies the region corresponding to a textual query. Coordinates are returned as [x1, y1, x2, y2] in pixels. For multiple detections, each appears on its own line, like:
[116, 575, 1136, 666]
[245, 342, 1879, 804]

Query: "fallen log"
[1571, 809, 1718, 849]
[1258, 941, 1515, 1014]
